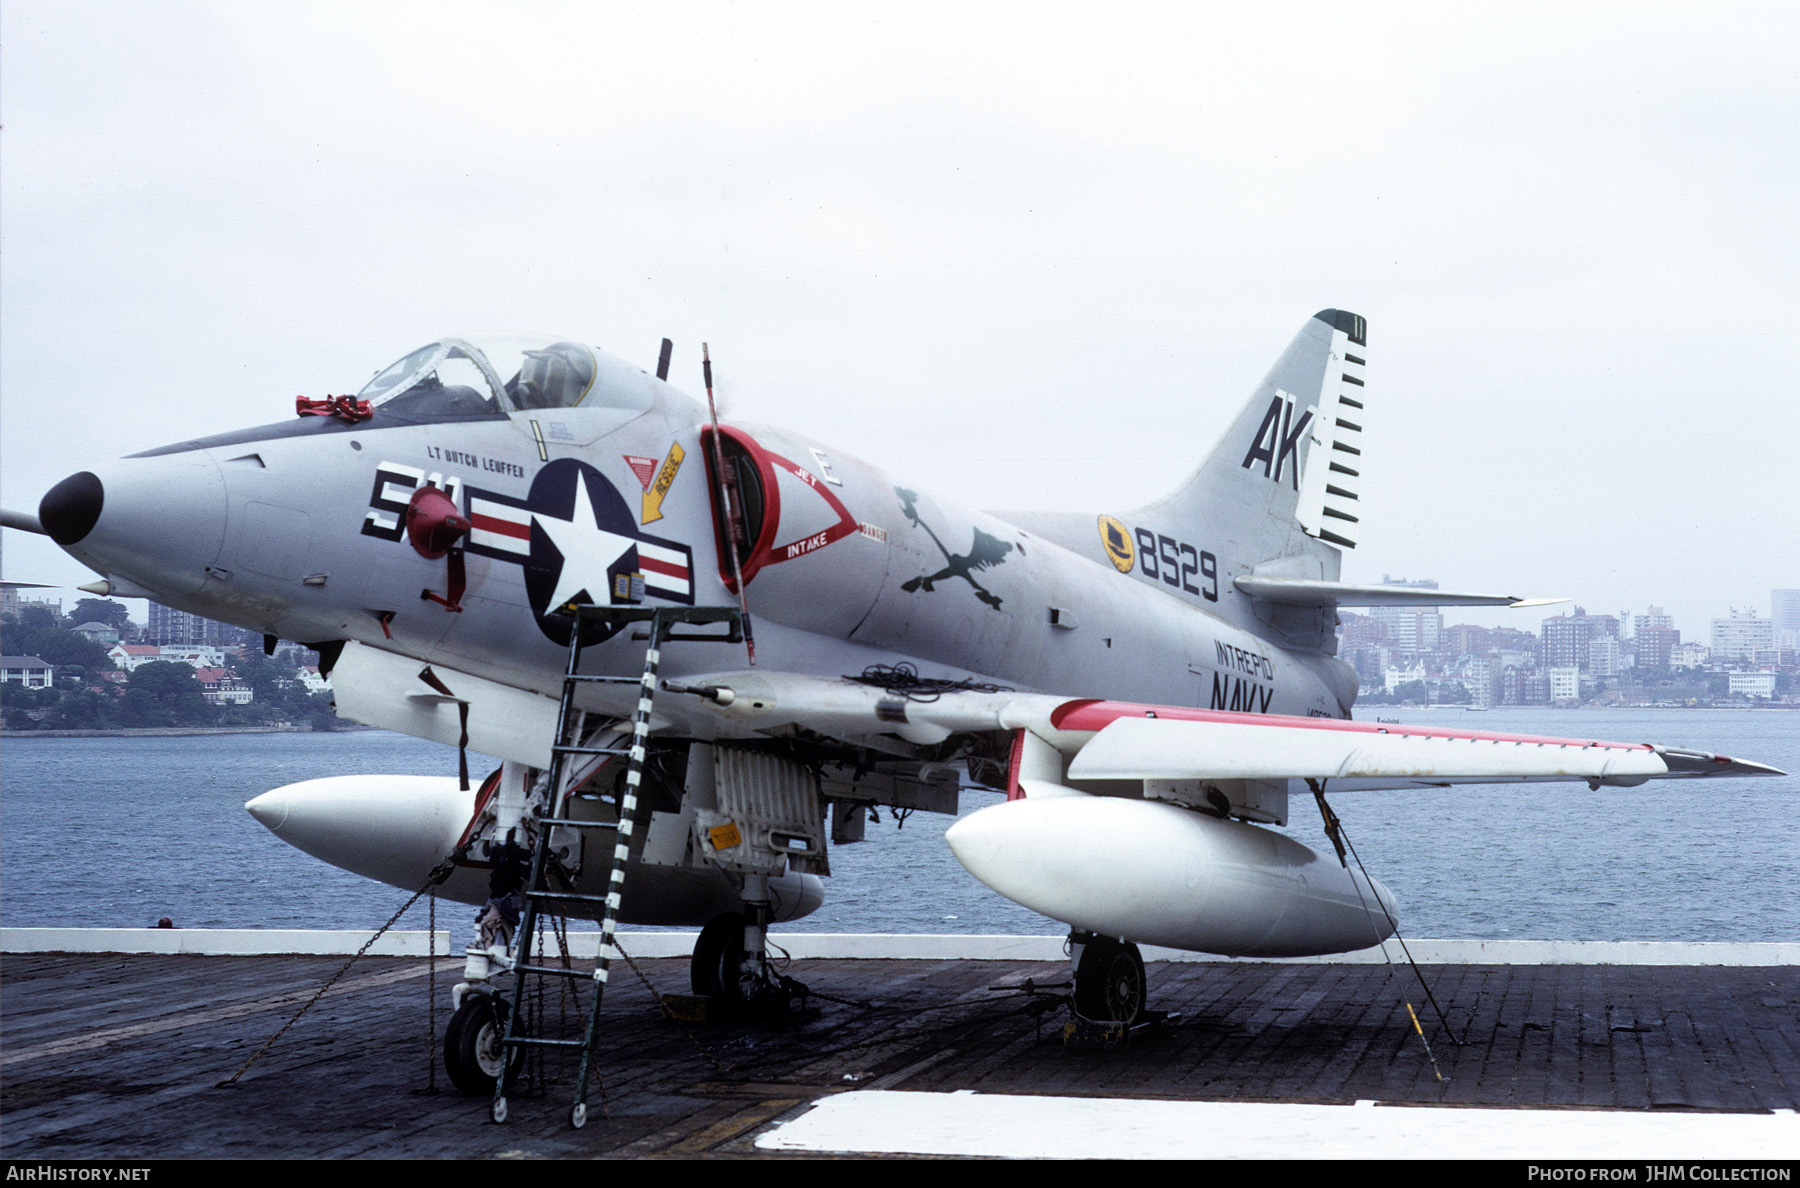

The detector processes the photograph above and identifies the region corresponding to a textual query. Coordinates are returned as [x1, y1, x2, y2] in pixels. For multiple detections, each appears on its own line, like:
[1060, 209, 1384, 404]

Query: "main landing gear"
[690, 911, 758, 1010]
[1002, 931, 1164, 1049]
[1070, 932, 1148, 1025]
[690, 888, 809, 1019]
[690, 909, 798, 1017]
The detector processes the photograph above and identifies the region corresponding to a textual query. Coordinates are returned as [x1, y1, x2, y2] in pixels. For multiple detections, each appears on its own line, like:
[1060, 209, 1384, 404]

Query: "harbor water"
[2, 708, 1794, 942]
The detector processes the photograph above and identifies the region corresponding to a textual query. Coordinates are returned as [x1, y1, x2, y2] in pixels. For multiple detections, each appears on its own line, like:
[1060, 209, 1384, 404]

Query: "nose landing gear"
[443, 992, 524, 1096]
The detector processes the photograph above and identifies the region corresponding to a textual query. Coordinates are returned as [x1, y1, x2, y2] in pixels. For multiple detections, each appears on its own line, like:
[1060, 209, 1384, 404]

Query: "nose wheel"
[444, 992, 523, 1096]
[1072, 934, 1146, 1024]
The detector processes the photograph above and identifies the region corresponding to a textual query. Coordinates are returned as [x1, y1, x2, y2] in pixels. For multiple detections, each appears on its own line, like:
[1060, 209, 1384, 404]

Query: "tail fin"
[994, 309, 1369, 651]
[1128, 309, 1368, 644]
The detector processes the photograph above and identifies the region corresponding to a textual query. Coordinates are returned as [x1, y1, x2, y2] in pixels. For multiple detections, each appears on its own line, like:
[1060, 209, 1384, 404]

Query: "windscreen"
[357, 336, 612, 415]
[356, 341, 504, 417]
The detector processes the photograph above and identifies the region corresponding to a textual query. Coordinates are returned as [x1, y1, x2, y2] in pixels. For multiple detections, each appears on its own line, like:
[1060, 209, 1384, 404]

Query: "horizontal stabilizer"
[1064, 713, 1785, 787]
[1233, 576, 1566, 608]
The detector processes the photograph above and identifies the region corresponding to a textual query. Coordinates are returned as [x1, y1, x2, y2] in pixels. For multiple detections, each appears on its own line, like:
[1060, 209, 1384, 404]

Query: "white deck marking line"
[757, 1090, 1800, 1160]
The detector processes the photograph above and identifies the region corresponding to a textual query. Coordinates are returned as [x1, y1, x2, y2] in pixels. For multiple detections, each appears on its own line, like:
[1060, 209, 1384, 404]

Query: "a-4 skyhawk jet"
[14, 310, 1783, 1117]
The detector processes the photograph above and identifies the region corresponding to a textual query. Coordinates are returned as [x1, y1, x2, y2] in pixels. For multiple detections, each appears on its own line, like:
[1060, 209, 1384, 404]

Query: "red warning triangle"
[622, 455, 658, 491]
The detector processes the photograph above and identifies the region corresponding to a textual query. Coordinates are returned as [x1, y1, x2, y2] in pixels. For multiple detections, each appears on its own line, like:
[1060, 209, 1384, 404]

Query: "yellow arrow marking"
[642, 441, 686, 524]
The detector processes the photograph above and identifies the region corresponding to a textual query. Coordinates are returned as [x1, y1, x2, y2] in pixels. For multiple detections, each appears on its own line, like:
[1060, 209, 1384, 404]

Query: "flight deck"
[2, 936, 1796, 1159]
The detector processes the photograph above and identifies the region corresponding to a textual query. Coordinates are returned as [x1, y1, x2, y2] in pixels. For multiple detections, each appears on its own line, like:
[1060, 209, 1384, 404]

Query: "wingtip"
[1655, 747, 1788, 778]
[1727, 759, 1788, 778]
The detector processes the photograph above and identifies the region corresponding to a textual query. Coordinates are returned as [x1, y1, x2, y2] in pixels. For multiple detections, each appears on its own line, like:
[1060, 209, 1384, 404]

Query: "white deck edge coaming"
[2, 929, 1796, 964]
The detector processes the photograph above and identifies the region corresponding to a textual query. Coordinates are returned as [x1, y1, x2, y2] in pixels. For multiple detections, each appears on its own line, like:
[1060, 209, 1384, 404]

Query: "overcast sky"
[3, 2, 1795, 640]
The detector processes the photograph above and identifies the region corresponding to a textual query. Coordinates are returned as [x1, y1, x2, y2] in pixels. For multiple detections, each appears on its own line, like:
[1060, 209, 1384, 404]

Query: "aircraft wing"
[1061, 709, 1781, 787]
[650, 675, 1779, 962]
[660, 674, 1785, 789]
[1050, 700, 1784, 788]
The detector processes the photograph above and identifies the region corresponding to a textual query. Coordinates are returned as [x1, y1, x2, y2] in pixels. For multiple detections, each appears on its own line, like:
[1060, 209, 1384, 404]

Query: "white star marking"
[533, 469, 636, 611]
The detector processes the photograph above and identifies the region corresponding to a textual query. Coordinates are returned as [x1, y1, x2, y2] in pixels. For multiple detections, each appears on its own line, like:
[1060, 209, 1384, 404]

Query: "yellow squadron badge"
[1098, 515, 1135, 573]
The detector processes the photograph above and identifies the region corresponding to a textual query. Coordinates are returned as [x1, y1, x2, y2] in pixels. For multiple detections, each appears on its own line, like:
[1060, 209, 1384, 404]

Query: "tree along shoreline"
[3, 602, 341, 732]
[0, 724, 379, 739]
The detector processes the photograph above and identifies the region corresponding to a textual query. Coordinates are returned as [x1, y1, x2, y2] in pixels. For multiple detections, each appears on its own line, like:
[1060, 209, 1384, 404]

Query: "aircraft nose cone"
[38, 471, 104, 545]
[47, 452, 229, 599]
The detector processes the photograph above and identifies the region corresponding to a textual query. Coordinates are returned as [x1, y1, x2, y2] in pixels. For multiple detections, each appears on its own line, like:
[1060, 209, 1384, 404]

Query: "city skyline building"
[1370, 577, 1442, 661]
[1712, 609, 1775, 665]
[1774, 590, 1800, 651]
[1635, 621, 1681, 669]
[1588, 635, 1624, 679]
[1338, 578, 1795, 706]
[145, 603, 256, 649]
[1540, 607, 1619, 672]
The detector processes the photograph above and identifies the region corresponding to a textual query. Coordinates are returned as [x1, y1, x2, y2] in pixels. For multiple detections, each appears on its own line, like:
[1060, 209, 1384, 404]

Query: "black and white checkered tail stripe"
[593, 637, 661, 988]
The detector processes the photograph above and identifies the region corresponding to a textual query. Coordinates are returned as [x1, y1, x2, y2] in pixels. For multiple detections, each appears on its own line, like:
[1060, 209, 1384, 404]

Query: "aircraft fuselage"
[55, 347, 1354, 732]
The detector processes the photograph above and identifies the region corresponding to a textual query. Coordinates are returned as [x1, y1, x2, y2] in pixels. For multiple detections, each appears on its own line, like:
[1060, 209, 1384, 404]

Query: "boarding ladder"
[490, 603, 743, 1129]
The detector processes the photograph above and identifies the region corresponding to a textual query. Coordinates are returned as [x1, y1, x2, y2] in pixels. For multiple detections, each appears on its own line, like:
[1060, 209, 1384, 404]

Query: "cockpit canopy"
[357, 335, 646, 418]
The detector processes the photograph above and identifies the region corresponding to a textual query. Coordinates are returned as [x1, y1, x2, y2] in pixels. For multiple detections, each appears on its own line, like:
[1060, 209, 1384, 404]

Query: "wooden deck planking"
[1, 952, 1795, 1158]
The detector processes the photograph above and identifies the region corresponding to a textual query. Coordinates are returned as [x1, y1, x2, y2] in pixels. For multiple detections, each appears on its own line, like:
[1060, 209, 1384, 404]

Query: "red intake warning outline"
[762, 453, 859, 564]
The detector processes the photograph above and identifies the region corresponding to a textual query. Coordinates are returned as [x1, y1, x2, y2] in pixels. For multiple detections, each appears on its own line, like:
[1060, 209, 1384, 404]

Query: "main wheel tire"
[690, 911, 747, 1010]
[1073, 937, 1146, 1024]
[444, 993, 522, 1096]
